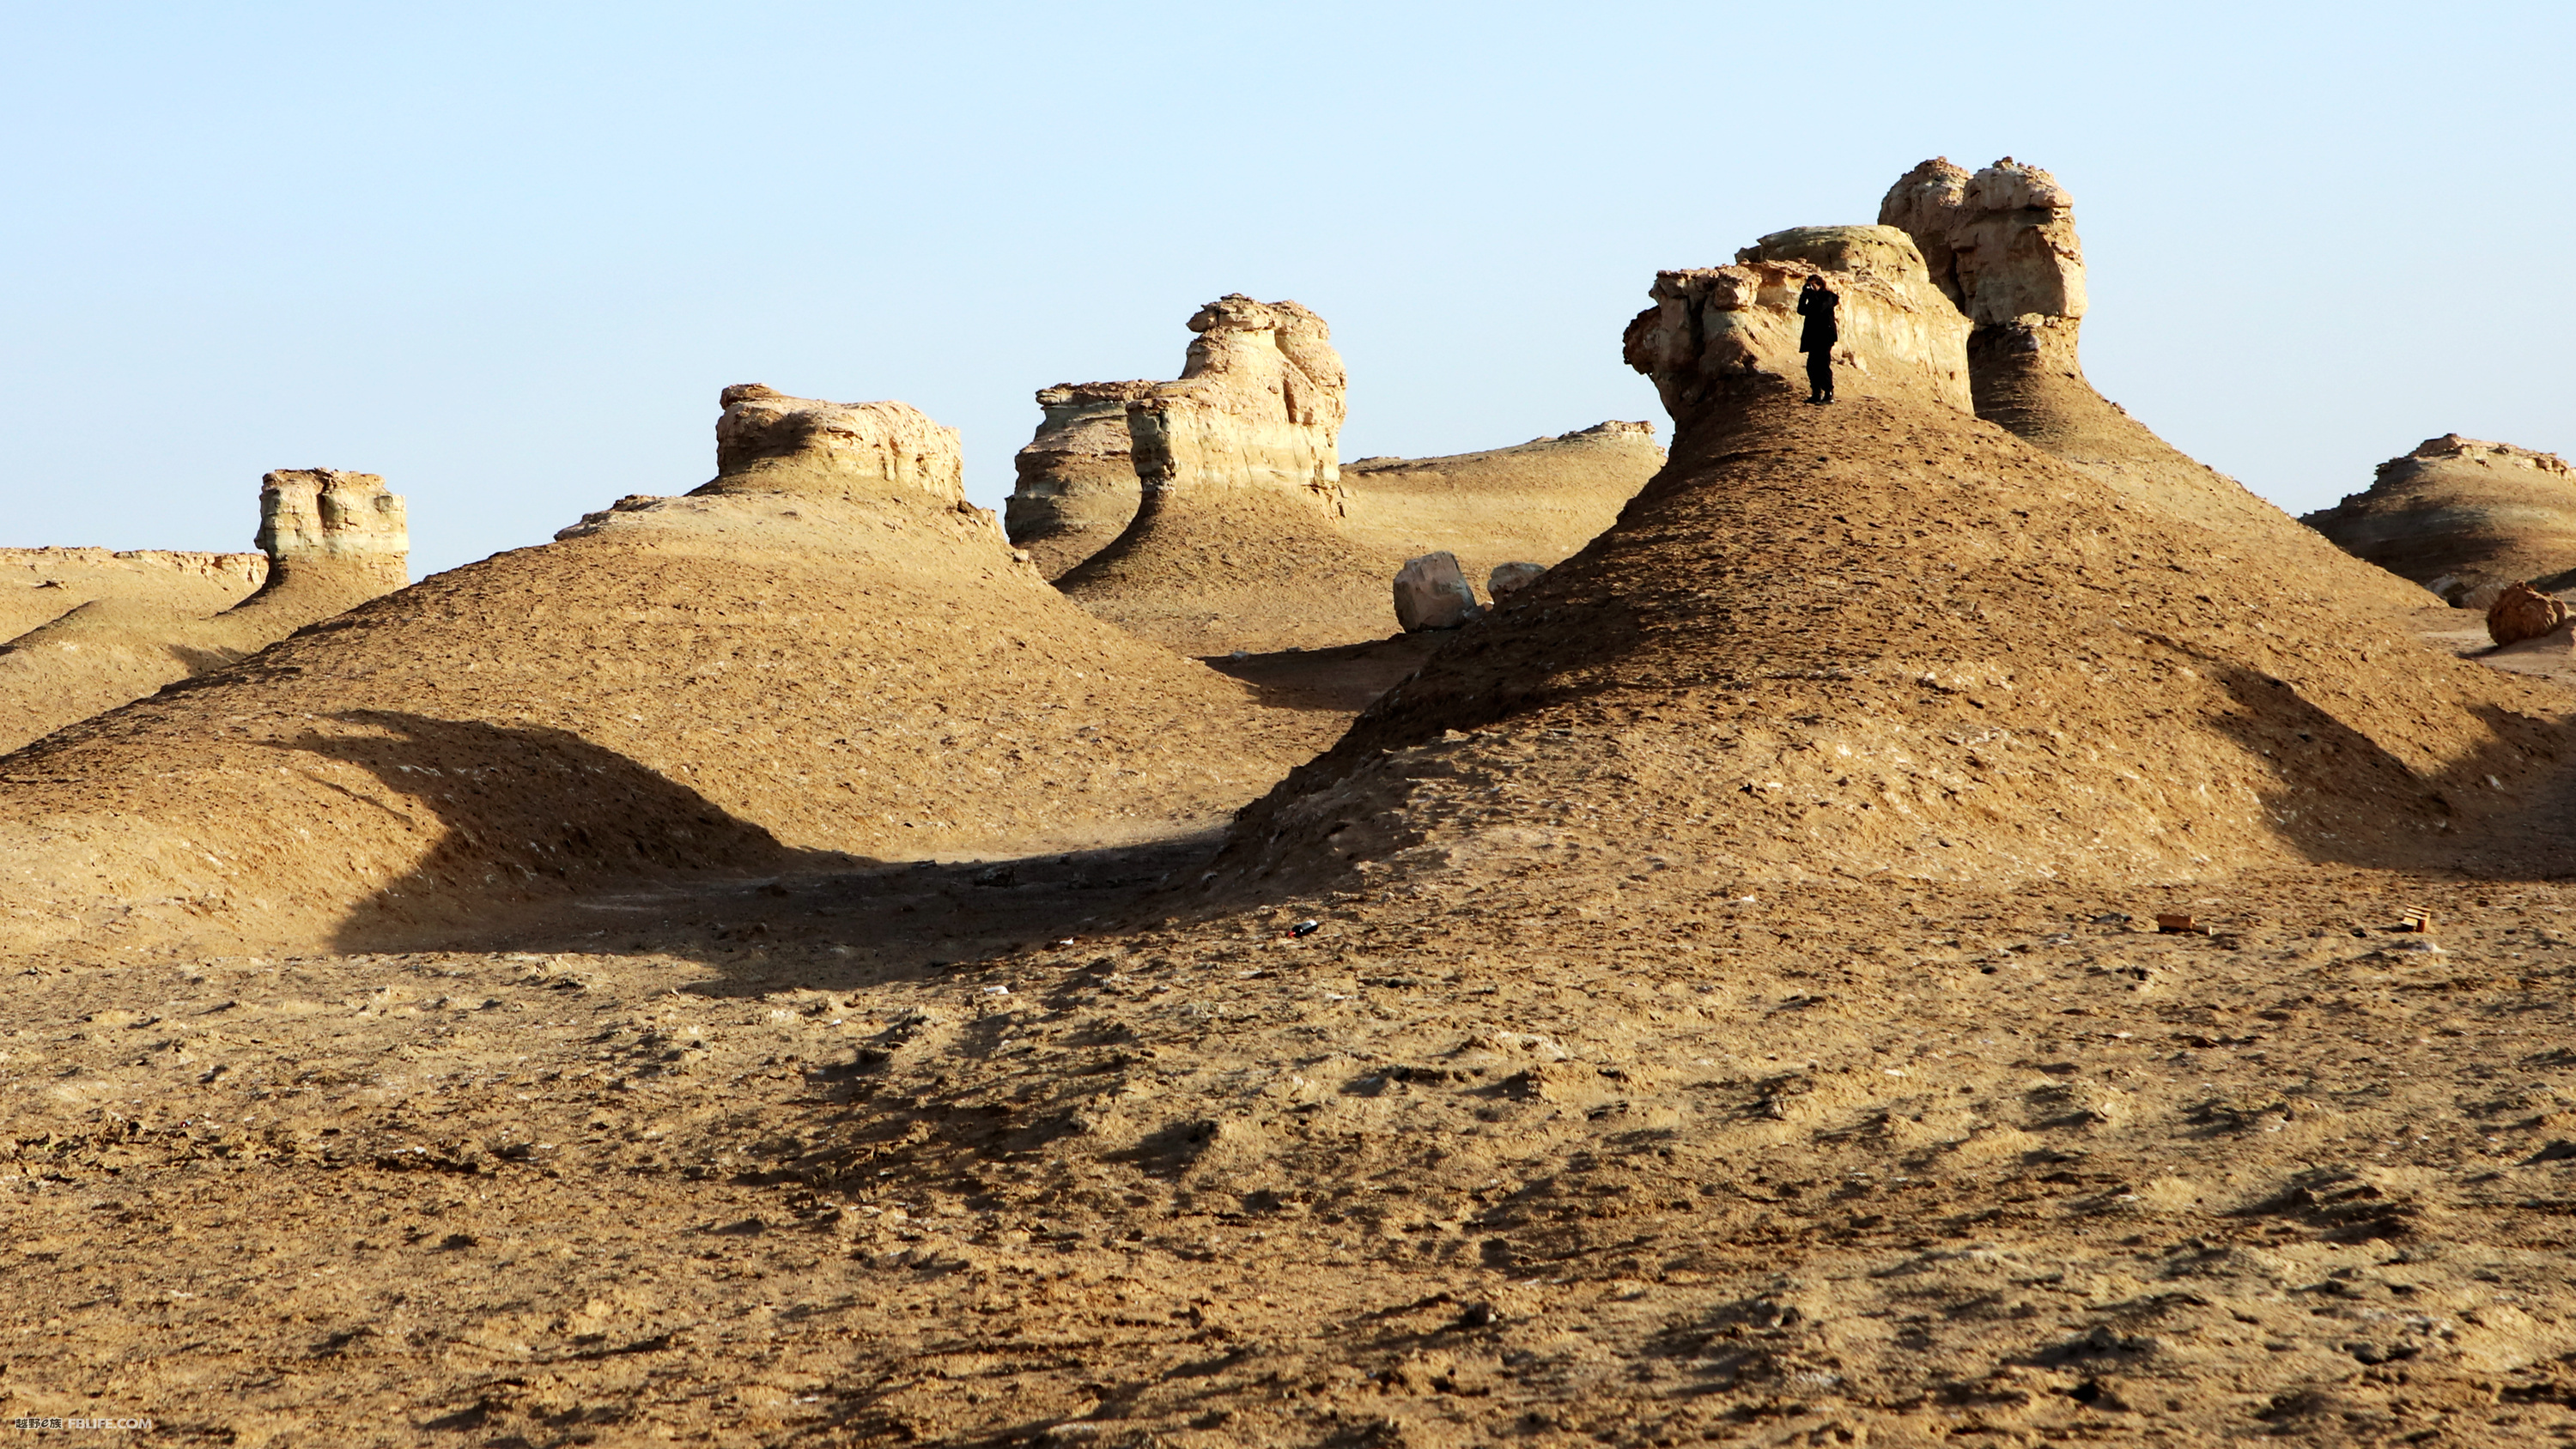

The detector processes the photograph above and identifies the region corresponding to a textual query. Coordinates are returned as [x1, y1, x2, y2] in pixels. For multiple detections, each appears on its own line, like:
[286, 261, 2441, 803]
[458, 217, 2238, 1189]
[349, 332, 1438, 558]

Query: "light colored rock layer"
[706, 384, 968, 501]
[255, 470, 408, 591]
[1009, 297, 1346, 578]
[1621, 224, 1972, 427]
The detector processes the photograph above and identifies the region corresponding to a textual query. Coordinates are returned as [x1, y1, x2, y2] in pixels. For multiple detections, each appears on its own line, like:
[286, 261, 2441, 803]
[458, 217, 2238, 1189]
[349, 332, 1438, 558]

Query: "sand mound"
[0, 471, 409, 753]
[1880, 157, 2431, 611]
[0, 386, 1330, 955]
[1336, 421, 1665, 587]
[2300, 433, 2576, 607]
[0, 547, 265, 640]
[1216, 232, 2574, 895]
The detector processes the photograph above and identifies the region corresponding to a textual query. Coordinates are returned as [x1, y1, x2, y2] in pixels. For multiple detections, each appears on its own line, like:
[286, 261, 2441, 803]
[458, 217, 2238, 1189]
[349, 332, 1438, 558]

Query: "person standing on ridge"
[1796, 274, 1838, 404]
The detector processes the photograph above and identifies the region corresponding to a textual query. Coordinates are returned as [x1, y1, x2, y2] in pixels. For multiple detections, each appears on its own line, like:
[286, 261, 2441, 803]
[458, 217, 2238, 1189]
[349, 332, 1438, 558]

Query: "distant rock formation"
[702, 384, 969, 500]
[0, 548, 264, 642]
[0, 470, 410, 755]
[2488, 582, 2569, 646]
[1876, 157, 2427, 610]
[0, 386, 1329, 953]
[1008, 381, 1161, 578]
[1336, 422, 1665, 590]
[2300, 435, 2576, 607]
[236, 470, 409, 619]
[1010, 296, 1346, 579]
[1621, 223, 1972, 427]
[1054, 297, 1393, 653]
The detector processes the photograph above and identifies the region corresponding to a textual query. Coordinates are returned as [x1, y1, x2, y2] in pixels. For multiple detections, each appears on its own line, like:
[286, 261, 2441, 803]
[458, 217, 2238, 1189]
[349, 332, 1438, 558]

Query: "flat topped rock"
[2301, 434, 2576, 607]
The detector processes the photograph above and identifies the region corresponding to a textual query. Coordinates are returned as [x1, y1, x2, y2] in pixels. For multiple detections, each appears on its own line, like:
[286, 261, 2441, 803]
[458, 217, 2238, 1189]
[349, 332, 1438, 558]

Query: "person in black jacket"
[1796, 275, 1838, 403]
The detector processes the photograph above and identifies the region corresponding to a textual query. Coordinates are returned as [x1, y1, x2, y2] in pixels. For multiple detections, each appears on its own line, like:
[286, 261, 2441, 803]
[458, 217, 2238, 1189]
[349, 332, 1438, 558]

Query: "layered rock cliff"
[1054, 298, 1391, 652]
[1009, 296, 1346, 579]
[0, 470, 410, 755]
[2300, 435, 2576, 606]
[1877, 157, 2428, 609]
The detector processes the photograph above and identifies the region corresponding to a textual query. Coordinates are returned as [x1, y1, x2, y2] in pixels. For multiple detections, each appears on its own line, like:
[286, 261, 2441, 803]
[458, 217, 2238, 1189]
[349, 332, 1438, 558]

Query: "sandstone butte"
[1878, 157, 2433, 612]
[1213, 221, 2567, 897]
[1007, 295, 1346, 583]
[0, 470, 408, 755]
[1050, 295, 1402, 654]
[1012, 294, 1666, 632]
[0, 385, 1337, 955]
[2300, 433, 2576, 608]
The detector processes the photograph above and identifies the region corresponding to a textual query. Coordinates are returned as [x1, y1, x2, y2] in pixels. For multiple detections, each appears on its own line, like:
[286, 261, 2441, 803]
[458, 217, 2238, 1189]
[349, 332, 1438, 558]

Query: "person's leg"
[1806, 349, 1830, 403]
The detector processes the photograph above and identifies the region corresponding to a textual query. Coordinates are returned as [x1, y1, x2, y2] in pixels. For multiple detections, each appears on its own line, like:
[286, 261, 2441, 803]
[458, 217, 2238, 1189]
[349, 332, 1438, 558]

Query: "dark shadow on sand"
[285, 711, 826, 954]
[283, 710, 1224, 994]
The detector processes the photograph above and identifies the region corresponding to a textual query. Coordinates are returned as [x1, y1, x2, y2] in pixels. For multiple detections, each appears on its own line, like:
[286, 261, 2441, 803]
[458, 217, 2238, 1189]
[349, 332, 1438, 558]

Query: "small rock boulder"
[1393, 552, 1479, 631]
[1487, 561, 1547, 599]
[2487, 581, 2569, 646]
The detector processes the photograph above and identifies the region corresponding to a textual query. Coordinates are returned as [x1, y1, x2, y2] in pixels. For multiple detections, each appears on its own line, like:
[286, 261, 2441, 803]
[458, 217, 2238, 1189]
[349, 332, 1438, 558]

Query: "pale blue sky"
[3, 3, 2568, 577]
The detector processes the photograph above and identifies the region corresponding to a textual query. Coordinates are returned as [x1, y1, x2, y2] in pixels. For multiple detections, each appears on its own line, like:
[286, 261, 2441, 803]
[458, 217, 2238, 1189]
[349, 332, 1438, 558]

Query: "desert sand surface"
[1336, 422, 1667, 595]
[19, 178, 2576, 1449]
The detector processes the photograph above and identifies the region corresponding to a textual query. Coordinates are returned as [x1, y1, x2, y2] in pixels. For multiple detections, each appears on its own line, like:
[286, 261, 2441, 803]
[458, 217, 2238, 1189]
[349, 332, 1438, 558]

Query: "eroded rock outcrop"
[1619, 224, 1972, 429]
[1336, 421, 1664, 591]
[1007, 381, 1161, 577]
[1876, 157, 2426, 610]
[2300, 435, 2576, 607]
[1055, 298, 1393, 653]
[703, 385, 969, 501]
[0, 471, 410, 755]
[1212, 224, 2570, 900]
[1011, 297, 1346, 579]
[0, 385, 1331, 954]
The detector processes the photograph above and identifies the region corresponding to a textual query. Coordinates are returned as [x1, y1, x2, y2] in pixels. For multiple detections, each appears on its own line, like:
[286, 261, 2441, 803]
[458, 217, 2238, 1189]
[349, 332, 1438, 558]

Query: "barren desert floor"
[14, 644, 2576, 1446]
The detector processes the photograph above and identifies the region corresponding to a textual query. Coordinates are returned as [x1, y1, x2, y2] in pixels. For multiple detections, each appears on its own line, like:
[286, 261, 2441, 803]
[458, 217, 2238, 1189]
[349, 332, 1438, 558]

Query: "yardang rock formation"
[2301, 434, 2576, 608]
[1878, 156, 2430, 609]
[0, 470, 408, 754]
[1217, 224, 2568, 895]
[0, 388, 1332, 955]
[1053, 296, 1400, 653]
[1009, 296, 1346, 580]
